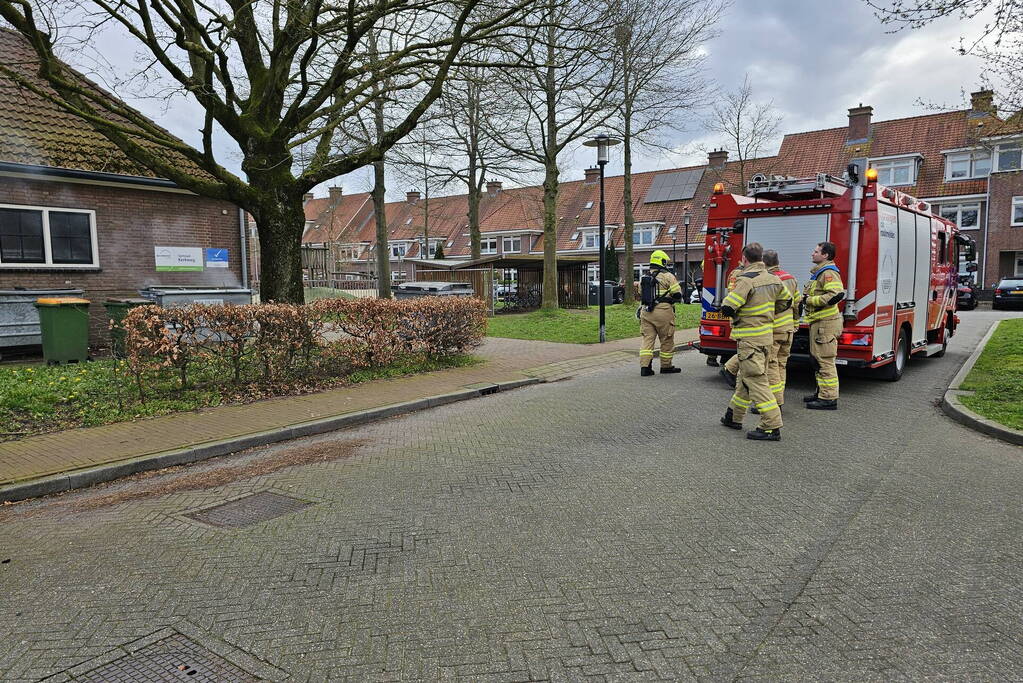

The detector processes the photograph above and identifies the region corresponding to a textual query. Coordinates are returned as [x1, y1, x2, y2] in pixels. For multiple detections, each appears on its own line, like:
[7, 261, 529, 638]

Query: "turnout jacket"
[768, 266, 799, 334]
[802, 260, 844, 323]
[721, 262, 793, 345]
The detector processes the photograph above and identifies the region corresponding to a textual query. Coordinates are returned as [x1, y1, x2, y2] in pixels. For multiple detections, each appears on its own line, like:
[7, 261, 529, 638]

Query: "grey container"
[138, 286, 253, 307]
[394, 281, 474, 299]
[0, 288, 85, 352]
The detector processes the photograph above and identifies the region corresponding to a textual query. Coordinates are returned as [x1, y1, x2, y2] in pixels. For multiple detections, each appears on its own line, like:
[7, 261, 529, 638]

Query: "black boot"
[750, 406, 760, 415]
[720, 409, 742, 430]
[805, 398, 838, 410]
[803, 392, 819, 403]
[746, 426, 781, 441]
[641, 366, 655, 377]
[706, 355, 719, 367]
[719, 368, 737, 388]
[660, 366, 681, 374]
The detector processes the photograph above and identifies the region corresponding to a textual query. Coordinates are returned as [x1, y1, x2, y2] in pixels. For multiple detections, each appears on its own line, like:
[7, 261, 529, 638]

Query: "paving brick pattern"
[1, 314, 1021, 680]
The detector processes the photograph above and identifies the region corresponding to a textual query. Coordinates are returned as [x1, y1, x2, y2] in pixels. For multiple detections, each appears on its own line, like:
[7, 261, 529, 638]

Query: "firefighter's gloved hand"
[796, 300, 805, 319]
[720, 304, 737, 319]
[636, 306, 642, 320]
[826, 290, 846, 306]
[775, 298, 792, 313]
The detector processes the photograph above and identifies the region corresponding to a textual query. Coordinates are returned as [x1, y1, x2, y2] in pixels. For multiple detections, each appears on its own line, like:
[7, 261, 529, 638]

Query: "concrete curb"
[941, 320, 1023, 446]
[0, 376, 542, 503]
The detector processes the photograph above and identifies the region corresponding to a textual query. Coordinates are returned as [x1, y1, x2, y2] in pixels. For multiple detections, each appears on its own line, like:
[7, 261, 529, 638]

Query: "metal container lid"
[35, 297, 91, 305]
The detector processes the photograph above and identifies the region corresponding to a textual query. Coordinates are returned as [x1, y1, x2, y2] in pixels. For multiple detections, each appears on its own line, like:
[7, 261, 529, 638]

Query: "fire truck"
[698, 165, 976, 381]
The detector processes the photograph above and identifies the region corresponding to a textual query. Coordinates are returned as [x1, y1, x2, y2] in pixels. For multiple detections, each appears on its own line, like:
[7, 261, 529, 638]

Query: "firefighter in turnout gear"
[801, 241, 845, 409]
[764, 249, 798, 408]
[639, 250, 682, 376]
[718, 264, 745, 387]
[718, 242, 793, 440]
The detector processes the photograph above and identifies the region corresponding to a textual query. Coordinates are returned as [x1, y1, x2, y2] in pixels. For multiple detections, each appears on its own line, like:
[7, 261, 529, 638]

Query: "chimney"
[707, 149, 728, 169]
[847, 104, 873, 142]
[584, 166, 601, 183]
[970, 89, 995, 115]
[328, 186, 343, 201]
[406, 190, 421, 203]
[486, 180, 502, 196]
[302, 193, 315, 204]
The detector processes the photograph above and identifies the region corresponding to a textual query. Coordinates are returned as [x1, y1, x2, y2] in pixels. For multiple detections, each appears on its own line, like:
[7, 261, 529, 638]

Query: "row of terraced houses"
[293, 90, 1023, 290]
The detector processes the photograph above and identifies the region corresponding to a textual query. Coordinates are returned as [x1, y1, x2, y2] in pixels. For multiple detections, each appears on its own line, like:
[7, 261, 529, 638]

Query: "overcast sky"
[44, 0, 988, 200]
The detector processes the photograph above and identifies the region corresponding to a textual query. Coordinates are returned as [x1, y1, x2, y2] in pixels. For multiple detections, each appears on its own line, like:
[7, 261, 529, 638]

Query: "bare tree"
[866, 0, 1023, 116]
[703, 75, 783, 192]
[608, 0, 724, 302]
[494, 0, 618, 309]
[0, 0, 535, 303]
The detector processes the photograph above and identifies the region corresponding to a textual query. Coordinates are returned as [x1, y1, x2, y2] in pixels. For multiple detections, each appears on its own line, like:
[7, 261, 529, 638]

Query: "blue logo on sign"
[206, 248, 228, 263]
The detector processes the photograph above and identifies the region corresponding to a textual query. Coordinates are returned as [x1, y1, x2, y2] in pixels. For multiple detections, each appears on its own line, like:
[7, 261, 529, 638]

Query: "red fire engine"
[698, 165, 976, 381]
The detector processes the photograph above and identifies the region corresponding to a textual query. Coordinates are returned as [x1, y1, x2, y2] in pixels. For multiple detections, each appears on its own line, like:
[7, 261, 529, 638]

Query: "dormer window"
[632, 224, 658, 246]
[580, 228, 612, 249]
[945, 149, 991, 180]
[869, 156, 918, 186]
[995, 140, 1022, 172]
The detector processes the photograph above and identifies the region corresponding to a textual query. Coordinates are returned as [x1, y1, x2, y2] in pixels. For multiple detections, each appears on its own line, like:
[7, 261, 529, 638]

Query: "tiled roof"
[0, 28, 205, 180]
[302, 193, 372, 244]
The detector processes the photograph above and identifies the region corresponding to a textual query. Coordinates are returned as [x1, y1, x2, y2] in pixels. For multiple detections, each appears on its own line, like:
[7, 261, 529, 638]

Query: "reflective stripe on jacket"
[769, 266, 799, 332]
[802, 261, 843, 323]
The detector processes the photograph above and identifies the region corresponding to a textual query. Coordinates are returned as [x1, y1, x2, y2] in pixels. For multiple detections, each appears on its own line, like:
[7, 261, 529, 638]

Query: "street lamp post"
[583, 133, 621, 343]
[682, 212, 691, 300]
[671, 235, 678, 278]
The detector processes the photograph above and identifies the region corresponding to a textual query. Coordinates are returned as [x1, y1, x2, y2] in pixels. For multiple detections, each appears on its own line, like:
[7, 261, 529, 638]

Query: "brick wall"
[0, 175, 243, 345]
[985, 171, 1023, 285]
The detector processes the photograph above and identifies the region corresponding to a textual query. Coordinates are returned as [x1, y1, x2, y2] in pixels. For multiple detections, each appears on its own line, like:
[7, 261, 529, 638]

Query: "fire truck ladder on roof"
[746, 173, 849, 199]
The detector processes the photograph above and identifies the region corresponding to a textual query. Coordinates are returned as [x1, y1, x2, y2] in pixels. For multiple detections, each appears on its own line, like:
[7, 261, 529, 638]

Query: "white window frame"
[869, 157, 917, 186]
[481, 238, 497, 254]
[0, 204, 99, 269]
[944, 150, 991, 180]
[587, 263, 599, 283]
[938, 202, 981, 231]
[390, 242, 408, 258]
[633, 225, 657, 246]
[1015, 252, 1023, 278]
[502, 235, 521, 253]
[1012, 197, 1023, 226]
[581, 228, 613, 250]
[633, 262, 650, 280]
[995, 140, 1023, 173]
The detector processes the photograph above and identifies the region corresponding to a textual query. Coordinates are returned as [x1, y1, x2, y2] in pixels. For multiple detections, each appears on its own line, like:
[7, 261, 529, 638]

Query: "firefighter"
[764, 249, 798, 408]
[639, 250, 683, 376]
[801, 241, 845, 410]
[717, 263, 746, 386]
[718, 242, 793, 440]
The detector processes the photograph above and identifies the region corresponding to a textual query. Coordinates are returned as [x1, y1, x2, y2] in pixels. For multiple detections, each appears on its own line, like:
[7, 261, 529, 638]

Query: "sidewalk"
[0, 329, 699, 499]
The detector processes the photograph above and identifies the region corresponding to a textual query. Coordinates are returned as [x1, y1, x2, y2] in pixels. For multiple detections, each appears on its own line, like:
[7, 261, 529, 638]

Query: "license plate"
[835, 359, 848, 365]
[1012, 290, 1023, 294]
[703, 311, 725, 320]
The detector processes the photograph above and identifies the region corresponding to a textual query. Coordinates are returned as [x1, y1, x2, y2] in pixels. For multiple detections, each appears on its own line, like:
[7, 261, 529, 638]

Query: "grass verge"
[304, 287, 356, 301]
[486, 303, 701, 344]
[0, 353, 480, 441]
[959, 318, 1023, 431]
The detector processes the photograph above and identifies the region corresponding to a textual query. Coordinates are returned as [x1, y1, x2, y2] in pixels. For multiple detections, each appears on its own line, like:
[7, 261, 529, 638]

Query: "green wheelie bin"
[104, 298, 150, 358]
[34, 297, 91, 365]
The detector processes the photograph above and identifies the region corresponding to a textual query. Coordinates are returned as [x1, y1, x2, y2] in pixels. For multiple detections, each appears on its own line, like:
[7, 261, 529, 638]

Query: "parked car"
[956, 276, 979, 310]
[993, 278, 1023, 310]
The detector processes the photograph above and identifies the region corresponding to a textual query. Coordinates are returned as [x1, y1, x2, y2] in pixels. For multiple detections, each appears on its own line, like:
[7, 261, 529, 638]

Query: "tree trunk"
[468, 161, 482, 260]
[541, 162, 560, 310]
[622, 103, 636, 304]
[373, 158, 392, 297]
[253, 195, 306, 303]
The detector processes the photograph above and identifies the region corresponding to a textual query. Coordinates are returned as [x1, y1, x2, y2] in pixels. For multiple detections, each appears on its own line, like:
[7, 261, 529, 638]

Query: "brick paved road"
[1, 312, 1021, 681]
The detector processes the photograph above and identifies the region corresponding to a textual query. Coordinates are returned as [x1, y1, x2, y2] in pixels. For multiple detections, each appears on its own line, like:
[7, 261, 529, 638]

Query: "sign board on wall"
[205, 248, 229, 268]
[155, 246, 203, 272]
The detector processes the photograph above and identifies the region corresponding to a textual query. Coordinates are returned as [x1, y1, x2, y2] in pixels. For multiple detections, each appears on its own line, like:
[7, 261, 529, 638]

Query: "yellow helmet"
[650, 249, 671, 268]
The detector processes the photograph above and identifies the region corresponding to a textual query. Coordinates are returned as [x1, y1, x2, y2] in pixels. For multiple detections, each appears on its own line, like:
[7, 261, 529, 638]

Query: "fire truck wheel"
[879, 328, 909, 382]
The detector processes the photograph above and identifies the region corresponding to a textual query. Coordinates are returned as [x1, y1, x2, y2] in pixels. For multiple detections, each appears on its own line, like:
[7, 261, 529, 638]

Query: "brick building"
[0, 29, 245, 343]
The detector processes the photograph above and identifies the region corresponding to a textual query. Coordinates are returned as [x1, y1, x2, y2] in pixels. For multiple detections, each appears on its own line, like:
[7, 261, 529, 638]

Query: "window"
[633, 262, 650, 280]
[939, 203, 980, 230]
[581, 229, 612, 249]
[633, 225, 656, 246]
[502, 236, 521, 253]
[1013, 197, 1023, 226]
[584, 201, 593, 209]
[0, 205, 97, 267]
[427, 239, 442, 256]
[996, 141, 1022, 172]
[390, 242, 407, 258]
[945, 150, 991, 180]
[481, 238, 497, 254]
[870, 157, 916, 185]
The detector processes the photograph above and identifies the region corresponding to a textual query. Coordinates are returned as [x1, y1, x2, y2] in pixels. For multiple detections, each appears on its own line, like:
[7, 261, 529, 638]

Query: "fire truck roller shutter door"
[896, 209, 917, 310]
[911, 214, 931, 346]
[743, 214, 830, 290]
[874, 202, 898, 358]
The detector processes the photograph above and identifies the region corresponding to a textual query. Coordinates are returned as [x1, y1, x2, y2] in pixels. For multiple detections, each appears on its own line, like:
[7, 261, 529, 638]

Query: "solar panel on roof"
[643, 169, 704, 203]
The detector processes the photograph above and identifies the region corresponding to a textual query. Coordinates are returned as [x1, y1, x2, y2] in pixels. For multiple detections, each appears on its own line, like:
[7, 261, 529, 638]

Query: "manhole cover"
[75, 633, 258, 682]
[185, 490, 311, 528]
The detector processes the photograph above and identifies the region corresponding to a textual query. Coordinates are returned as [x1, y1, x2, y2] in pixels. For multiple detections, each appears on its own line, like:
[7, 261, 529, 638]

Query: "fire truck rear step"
[924, 342, 945, 357]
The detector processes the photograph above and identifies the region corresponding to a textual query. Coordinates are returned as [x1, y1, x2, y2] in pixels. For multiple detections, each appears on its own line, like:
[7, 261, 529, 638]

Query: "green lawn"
[304, 286, 356, 301]
[486, 303, 701, 344]
[959, 318, 1023, 431]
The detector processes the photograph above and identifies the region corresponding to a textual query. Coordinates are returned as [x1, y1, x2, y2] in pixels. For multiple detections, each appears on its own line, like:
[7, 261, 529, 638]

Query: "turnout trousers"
[639, 304, 676, 368]
[767, 330, 793, 406]
[810, 317, 843, 400]
[729, 339, 782, 430]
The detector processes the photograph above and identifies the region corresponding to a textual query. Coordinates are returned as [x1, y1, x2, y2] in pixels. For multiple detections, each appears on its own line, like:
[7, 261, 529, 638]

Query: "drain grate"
[185, 490, 311, 528]
[76, 633, 258, 682]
